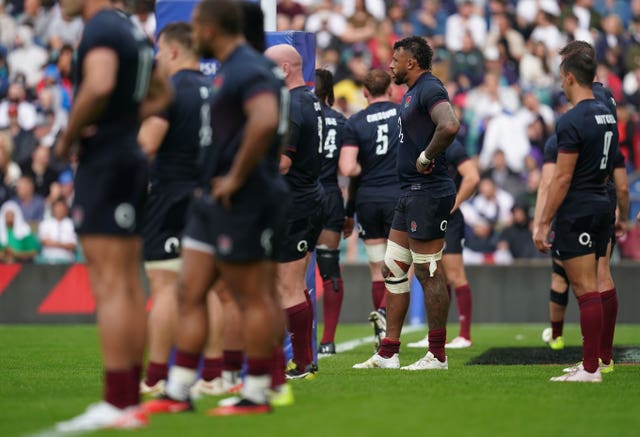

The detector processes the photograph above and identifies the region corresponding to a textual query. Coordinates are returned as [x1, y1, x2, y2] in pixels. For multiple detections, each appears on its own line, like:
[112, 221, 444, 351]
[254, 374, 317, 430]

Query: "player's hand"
[533, 222, 552, 253]
[416, 157, 435, 175]
[614, 220, 629, 238]
[54, 134, 71, 160]
[343, 216, 355, 239]
[211, 174, 241, 209]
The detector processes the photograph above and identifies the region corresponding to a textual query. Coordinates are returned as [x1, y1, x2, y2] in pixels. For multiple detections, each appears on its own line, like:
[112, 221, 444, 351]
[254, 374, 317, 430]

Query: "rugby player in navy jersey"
[338, 69, 402, 351]
[314, 68, 348, 356]
[143, 0, 288, 415]
[534, 42, 630, 376]
[354, 36, 460, 370]
[408, 139, 479, 350]
[265, 44, 325, 379]
[53, 0, 172, 431]
[131, 22, 211, 397]
[534, 46, 619, 382]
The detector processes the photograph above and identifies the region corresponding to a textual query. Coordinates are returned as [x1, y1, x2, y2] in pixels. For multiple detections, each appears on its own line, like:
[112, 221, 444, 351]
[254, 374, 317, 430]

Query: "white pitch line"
[320, 324, 425, 358]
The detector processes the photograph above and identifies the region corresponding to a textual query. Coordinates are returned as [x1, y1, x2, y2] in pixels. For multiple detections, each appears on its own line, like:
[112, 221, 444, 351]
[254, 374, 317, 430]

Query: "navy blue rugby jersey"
[319, 104, 346, 191]
[342, 101, 402, 202]
[205, 44, 287, 193]
[74, 9, 154, 162]
[150, 69, 210, 187]
[284, 85, 324, 200]
[593, 82, 617, 121]
[397, 72, 455, 197]
[444, 139, 469, 191]
[555, 98, 618, 215]
[543, 134, 558, 164]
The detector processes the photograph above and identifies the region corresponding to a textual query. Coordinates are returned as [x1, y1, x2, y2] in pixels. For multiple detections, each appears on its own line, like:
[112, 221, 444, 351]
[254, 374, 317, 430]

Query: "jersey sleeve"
[81, 14, 119, 52]
[240, 68, 278, 104]
[341, 118, 359, 148]
[419, 79, 450, 114]
[614, 147, 625, 168]
[445, 140, 469, 167]
[543, 134, 558, 163]
[556, 115, 581, 154]
[285, 96, 302, 157]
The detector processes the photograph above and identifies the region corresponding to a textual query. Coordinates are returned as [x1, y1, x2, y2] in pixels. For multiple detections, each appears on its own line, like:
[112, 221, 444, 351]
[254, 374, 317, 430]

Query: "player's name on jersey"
[366, 108, 397, 123]
[594, 114, 616, 125]
[325, 117, 338, 126]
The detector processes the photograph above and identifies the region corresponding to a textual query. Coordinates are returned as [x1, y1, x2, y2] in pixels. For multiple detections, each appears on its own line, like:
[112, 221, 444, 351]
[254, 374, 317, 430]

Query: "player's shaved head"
[194, 0, 243, 36]
[265, 44, 302, 70]
[364, 69, 391, 97]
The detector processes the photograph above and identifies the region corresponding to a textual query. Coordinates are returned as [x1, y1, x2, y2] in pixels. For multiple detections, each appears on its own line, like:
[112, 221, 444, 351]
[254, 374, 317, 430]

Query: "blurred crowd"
[1, 0, 640, 264]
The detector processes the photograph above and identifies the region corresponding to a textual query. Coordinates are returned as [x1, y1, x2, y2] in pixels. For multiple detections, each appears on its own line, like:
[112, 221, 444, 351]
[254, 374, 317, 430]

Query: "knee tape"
[316, 248, 341, 281]
[364, 243, 386, 264]
[552, 261, 569, 287]
[411, 248, 443, 278]
[383, 241, 412, 294]
[550, 289, 569, 306]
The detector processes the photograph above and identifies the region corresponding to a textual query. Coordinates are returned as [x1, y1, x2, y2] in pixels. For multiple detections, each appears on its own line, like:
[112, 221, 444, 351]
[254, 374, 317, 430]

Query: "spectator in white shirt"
[445, 0, 487, 52]
[38, 197, 77, 263]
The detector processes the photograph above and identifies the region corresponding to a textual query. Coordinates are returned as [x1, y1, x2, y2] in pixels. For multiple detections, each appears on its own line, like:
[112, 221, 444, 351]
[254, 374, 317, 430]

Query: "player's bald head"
[265, 44, 302, 69]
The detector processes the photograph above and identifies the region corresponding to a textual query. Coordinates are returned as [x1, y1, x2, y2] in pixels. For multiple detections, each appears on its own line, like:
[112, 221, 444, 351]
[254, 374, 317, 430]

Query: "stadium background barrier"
[1, 262, 639, 324]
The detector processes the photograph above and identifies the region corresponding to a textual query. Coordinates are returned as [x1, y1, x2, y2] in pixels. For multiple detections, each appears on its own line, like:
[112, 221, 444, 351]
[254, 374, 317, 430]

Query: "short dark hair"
[560, 51, 596, 86]
[559, 40, 595, 60]
[315, 69, 335, 106]
[196, 0, 243, 36]
[393, 36, 433, 70]
[363, 69, 391, 97]
[239, 1, 265, 52]
[158, 22, 193, 50]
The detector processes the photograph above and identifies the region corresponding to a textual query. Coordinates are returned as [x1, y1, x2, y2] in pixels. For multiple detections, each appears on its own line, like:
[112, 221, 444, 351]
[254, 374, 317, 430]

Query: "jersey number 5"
[600, 131, 613, 170]
[375, 124, 389, 155]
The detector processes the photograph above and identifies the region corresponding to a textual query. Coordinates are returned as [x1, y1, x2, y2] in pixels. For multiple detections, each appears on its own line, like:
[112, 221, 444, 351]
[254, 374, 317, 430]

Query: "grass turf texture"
[1, 324, 639, 436]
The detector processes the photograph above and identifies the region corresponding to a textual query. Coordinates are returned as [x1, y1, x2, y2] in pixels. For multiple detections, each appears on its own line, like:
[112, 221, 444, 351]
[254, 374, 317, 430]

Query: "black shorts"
[184, 184, 287, 262]
[391, 191, 455, 241]
[550, 212, 611, 261]
[443, 209, 465, 254]
[275, 196, 326, 263]
[323, 188, 345, 233]
[72, 153, 148, 236]
[142, 187, 194, 261]
[356, 200, 395, 240]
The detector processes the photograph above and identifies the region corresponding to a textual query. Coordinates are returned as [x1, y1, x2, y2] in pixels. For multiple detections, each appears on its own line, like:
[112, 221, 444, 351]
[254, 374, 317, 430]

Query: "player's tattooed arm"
[423, 102, 460, 161]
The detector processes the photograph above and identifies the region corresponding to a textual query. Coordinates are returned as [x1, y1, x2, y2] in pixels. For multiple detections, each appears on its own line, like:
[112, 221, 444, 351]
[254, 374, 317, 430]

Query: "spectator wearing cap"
[446, 0, 487, 52]
[0, 0, 16, 49]
[38, 197, 77, 264]
[56, 169, 74, 207]
[7, 25, 48, 88]
[12, 174, 44, 222]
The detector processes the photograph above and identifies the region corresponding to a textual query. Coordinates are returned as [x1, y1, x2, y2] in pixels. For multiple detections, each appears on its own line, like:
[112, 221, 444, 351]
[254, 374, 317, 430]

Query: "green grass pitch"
[1, 324, 639, 436]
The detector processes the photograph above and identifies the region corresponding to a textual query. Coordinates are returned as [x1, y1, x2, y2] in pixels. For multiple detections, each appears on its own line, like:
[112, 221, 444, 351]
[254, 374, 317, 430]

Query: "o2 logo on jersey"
[578, 232, 592, 248]
[296, 240, 309, 253]
[114, 203, 135, 230]
[164, 237, 180, 254]
[440, 220, 448, 232]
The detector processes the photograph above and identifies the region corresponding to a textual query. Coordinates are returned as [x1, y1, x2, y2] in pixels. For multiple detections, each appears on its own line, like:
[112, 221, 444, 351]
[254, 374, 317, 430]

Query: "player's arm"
[452, 159, 479, 213]
[417, 101, 460, 174]
[212, 92, 279, 208]
[138, 116, 169, 158]
[343, 175, 359, 239]
[280, 113, 300, 175]
[138, 65, 173, 121]
[532, 162, 555, 235]
[535, 153, 577, 252]
[613, 166, 630, 234]
[279, 154, 292, 174]
[55, 48, 118, 158]
[338, 145, 361, 177]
